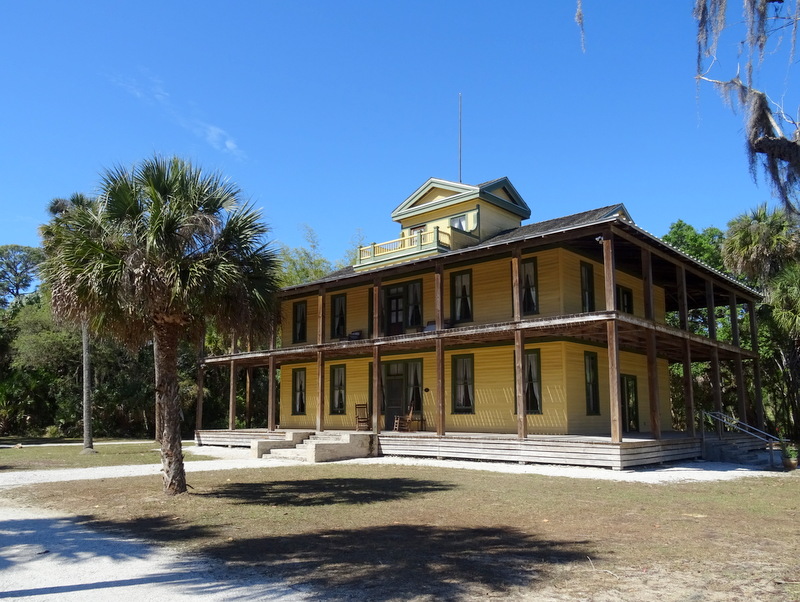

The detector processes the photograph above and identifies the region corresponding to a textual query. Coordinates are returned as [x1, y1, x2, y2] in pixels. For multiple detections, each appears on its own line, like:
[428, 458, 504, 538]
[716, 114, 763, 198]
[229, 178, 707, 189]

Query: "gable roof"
[284, 203, 632, 292]
[390, 177, 531, 222]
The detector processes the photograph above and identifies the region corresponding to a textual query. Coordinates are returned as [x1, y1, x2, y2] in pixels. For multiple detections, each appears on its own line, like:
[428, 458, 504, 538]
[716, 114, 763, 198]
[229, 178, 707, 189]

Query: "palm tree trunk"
[80, 321, 96, 454]
[154, 323, 187, 495]
[153, 336, 162, 443]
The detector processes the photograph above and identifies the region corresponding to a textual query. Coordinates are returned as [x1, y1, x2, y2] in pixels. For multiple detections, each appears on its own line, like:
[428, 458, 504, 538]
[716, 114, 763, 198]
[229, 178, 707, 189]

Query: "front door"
[621, 374, 639, 433]
[385, 375, 405, 430]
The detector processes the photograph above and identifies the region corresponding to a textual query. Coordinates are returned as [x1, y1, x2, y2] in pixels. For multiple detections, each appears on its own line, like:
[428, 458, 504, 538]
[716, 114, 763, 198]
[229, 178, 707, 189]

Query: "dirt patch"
[6, 462, 800, 600]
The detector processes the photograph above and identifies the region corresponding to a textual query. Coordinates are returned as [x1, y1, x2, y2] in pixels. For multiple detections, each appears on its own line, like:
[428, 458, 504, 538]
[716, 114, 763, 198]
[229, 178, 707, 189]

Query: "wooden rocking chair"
[355, 404, 370, 431]
[393, 406, 415, 432]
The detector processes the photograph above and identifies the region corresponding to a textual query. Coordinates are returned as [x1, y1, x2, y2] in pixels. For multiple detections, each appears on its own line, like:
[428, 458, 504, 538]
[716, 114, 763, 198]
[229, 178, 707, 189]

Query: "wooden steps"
[194, 429, 284, 448]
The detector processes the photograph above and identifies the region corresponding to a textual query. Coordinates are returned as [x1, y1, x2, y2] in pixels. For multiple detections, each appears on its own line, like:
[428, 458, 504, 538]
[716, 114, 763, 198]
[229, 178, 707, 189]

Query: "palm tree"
[41, 156, 279, 494]
[723, 205, 800, 441]
[721, 204, 798, 290]
[44, 193, 97, 455]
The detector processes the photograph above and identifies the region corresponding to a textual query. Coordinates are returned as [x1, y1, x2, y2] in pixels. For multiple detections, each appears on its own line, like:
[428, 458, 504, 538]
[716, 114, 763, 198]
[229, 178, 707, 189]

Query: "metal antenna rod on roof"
[458, 92, 462, 183]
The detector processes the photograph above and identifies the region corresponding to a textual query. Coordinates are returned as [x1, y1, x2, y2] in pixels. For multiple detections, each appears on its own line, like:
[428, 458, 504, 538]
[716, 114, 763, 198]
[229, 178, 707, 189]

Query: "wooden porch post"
[514, 329, 527, 439]
[729, 293, 749, 423]
[317, 286, 326, 345]
[195, 365, 205, 431]
[705, 280, 717, 340]
[706, 280, 723, 437]
[511, 248, 522, 322]
[646, 332, 661, 439]
[269, 315, 278, 350]
[435, 263, 444, 330]
[749, 302, 765, 430]
[734, 354, 747, 423]
[677, 265, 688, 331]
[603, 232, 622, 443]
[730, 292, 740, 346]
[372, 280, 382, 433]
[641, 248, 660, 439]
[228, 331, 238, 430]
[372, 345, 382, 433]
[710, 346, 723, 438]
[436, 338, 446, 436]
[267, 355, 276, 431]
[195, 337, 205, 431]
[228, 359, 237, 430]
[373, 278, 381, 337]
[316, 351, 325, 432]
[245, 368, 253, 428]
[682, 339, 696, 437]
[434, 262, 446, 436]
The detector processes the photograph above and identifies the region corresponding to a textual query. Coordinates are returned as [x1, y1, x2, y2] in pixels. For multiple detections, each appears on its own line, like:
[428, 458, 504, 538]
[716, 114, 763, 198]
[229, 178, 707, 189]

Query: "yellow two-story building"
[202, 177, 762, 467]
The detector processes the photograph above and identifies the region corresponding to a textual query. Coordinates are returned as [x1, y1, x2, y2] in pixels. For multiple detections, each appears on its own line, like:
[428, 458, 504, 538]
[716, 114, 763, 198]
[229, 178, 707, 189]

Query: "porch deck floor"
[196, 428, 709, 469]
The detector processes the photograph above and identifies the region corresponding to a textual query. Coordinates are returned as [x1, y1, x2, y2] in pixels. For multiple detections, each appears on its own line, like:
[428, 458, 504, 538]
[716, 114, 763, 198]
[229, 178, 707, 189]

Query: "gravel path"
[0, 444, 789, 601]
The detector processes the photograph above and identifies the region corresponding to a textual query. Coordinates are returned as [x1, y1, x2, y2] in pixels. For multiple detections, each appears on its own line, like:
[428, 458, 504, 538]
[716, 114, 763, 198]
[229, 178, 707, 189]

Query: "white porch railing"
[357, 227, 451, 267]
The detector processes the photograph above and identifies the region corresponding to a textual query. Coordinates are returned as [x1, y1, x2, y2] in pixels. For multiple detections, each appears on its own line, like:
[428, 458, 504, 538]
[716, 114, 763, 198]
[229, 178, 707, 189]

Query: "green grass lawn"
[6, 462, 800, 600]
[0, 441, 216, 471]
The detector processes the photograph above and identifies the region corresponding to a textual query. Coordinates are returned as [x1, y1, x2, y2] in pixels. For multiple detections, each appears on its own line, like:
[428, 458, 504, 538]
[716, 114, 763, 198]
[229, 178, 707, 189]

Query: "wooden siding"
[445, 258, 513, 325]
[280, 295, 319, 348]
[278, 341, 669, 437]
[444, 343, 568, 434]
[523, 249, 561, 318]
[562, 341, 670, 436]
[279, 362, 318, 429]
[560, 250, 605, 314]
[398, 199, 479, 233]
[283, 247, 667, 343]
[325, 284, 371, 343]
[477, 202, 525, 239]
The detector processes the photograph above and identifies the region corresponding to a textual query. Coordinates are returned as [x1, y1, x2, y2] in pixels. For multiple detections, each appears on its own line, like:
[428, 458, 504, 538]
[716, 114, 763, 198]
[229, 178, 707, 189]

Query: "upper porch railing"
[356, 227, 451, 268]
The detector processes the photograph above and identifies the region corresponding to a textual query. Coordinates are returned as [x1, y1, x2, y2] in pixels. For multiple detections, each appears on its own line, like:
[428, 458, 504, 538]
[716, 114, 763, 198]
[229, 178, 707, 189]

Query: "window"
[621, 374, 639, 432]
[330, 365, 346, 415]
[382, 280, 423, 335]
[292, 301, 307, 344]
[585, 351, 600, 415]
[524, 350, 542, 414]
[452, 355, 475, 413]
[406, 360, 423, 412]
[386, 285, 405, 335]
[331, 294, 346, 339]
[616, 285, 634, 314]
[521, 258, 539, 315]
[580, 262, 595, 312]
[451, 270, 473, 322]
[450, 214, 467, 231]
[292, 368, 306, 415]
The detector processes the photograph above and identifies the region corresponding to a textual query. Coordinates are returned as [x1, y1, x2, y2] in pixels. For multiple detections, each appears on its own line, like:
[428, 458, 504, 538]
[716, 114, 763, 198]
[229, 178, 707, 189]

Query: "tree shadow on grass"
[205, 525, 593, 601]
[197, 477, 454, 506]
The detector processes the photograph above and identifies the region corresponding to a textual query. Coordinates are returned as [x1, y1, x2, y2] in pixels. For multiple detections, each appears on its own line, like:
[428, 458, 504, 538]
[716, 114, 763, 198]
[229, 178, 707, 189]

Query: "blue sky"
[0, 2, 789, 262]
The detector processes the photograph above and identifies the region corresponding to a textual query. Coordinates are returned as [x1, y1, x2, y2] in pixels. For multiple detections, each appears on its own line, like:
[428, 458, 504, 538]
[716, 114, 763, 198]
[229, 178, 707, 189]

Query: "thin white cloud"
[109, 70, 245, 159]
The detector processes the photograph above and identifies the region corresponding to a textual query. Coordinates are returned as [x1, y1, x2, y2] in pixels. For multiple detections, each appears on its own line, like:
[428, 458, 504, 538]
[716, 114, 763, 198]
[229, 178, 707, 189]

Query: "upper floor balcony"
[355, 227, 452, 269]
